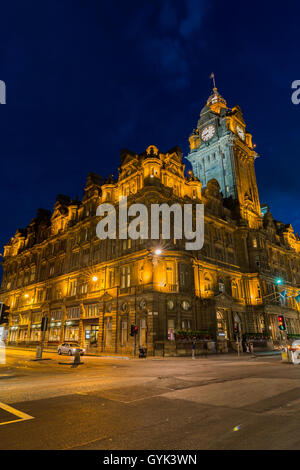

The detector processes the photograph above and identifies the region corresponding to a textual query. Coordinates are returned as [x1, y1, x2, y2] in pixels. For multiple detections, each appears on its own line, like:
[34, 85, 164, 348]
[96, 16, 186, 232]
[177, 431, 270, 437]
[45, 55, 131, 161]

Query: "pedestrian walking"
[242, 336, 247, 353]
[192, 340, 196, 360]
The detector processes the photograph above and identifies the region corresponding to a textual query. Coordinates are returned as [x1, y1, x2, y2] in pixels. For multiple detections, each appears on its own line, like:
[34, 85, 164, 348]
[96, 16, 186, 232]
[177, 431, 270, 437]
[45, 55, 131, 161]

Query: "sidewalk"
[5, 345, 132, 359]
[3, 345, 281, 362]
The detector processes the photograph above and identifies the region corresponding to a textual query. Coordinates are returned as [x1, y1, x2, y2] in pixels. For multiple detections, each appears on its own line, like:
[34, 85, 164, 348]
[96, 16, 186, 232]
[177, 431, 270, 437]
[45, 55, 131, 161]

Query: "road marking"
[0, 401, 34, 426]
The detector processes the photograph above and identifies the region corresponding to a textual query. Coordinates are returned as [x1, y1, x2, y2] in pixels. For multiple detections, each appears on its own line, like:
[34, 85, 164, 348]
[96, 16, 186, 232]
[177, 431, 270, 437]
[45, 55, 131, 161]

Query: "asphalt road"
[1, 348, 300, 450]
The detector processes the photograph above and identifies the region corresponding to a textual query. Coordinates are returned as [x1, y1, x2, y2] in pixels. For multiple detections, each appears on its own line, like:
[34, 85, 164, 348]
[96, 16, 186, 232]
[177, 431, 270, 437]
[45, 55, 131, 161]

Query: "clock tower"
[186, 82, 262, 229]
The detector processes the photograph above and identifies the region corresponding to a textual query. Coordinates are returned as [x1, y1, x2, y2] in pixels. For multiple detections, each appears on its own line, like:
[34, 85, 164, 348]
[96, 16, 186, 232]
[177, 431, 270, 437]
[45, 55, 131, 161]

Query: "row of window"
[203, 274, 262, 300]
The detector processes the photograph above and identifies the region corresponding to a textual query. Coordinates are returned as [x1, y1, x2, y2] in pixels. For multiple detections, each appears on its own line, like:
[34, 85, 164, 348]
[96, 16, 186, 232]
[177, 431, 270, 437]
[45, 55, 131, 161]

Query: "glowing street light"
[275, 278, 283, 285]
[154, 249, 162, 256]
[92, 276, 98, 282]
[24, 293, 29, 298]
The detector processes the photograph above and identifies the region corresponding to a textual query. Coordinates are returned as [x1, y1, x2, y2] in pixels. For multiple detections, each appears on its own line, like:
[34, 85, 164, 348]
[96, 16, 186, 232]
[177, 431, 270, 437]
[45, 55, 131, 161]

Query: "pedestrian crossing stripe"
[0, 401, 34, 426]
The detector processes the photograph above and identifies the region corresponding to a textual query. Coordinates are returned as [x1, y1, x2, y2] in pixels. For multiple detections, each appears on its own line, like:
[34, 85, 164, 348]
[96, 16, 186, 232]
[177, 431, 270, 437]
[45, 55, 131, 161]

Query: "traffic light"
[0, 303, 10, 325]
[41, 316, 48, 332]
[130, 325, 138, 336]
[277, 315, 286, 331]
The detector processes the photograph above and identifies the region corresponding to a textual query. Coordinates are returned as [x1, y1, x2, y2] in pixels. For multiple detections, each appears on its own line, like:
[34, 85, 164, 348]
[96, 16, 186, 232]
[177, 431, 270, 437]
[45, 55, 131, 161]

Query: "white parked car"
[57, 342, 85, 356]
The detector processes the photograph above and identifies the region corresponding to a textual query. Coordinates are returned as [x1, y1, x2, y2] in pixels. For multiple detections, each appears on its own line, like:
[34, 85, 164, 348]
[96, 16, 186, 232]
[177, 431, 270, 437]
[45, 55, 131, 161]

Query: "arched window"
[204, 273, 212, 292]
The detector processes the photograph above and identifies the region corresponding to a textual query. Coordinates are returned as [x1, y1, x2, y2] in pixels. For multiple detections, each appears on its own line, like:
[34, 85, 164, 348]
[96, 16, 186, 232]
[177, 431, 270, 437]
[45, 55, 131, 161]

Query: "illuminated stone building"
[1, 87, 300, 355]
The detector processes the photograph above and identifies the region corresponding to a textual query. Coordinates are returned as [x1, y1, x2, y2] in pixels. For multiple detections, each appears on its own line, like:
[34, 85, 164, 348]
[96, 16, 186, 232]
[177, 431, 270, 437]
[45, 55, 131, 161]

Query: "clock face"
[167, 300, 174, 310]
[201, 125, 215, 142]
[236, 125, 245, 140]
[181, 300, 191, 311]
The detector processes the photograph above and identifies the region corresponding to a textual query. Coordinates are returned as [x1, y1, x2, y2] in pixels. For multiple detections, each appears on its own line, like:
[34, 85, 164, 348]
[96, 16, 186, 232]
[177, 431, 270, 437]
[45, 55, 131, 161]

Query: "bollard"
[72, 348, 81, 367]
[36, 346, 42, 360]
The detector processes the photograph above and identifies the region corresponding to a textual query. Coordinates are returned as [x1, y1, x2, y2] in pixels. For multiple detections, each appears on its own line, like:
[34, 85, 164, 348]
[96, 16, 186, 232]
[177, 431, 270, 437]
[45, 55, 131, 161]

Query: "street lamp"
[275, 278, 283, 285]
[92, 276, 98, 282]
[154, 249, 162, 256]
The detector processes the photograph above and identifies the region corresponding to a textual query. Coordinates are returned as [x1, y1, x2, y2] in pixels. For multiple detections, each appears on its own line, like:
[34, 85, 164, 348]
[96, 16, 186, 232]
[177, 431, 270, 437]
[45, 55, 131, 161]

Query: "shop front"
[84, 324, 99, 351]
[64, 321, 80, 342]
[48, 321, 62, 343]
[18, 325, 29, 343]
[30, 323, 41, 342]
[83, 303, 100, 351]
[9, 326, 18, 343]
[64, 306, 81, 342]
[48, 309, 63, 344]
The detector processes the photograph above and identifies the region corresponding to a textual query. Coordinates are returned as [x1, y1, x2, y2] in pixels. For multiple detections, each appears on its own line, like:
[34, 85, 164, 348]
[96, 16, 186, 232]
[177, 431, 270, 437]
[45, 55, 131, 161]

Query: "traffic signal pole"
[36, 316, 48, 360]
[0, 303, 10, 365]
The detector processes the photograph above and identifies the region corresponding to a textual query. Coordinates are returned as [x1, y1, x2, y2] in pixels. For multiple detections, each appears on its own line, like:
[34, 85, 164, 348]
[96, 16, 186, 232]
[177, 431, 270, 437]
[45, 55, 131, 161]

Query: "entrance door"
[233, 313, 241, 339]
[217, 309, 228, 339]
[104, 317, 112, 347]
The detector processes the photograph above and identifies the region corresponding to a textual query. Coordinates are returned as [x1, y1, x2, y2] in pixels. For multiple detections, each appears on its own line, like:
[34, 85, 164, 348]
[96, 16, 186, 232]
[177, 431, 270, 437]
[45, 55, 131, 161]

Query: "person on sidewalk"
[192, 341, 196, 360]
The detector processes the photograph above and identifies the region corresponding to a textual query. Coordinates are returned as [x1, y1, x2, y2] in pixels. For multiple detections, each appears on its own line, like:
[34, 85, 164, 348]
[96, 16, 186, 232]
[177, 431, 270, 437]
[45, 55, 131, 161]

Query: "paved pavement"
[1, 347, 300, 449]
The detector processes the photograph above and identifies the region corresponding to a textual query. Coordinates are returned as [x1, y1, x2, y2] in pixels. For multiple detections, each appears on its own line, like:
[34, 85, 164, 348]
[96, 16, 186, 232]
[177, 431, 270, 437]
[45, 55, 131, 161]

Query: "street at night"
[1, 349, 300, 450]
[1, 0, 300, 459]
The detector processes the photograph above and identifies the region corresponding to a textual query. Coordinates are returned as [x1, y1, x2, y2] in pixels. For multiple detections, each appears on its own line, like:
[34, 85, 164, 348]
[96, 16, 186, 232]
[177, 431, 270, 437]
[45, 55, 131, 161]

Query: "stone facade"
[1, 89, 300, 356]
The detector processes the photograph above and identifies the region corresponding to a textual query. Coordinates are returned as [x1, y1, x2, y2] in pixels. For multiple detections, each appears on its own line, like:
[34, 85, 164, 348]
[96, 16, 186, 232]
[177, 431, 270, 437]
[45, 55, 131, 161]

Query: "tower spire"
[207, 74, 227, 113]
[210, 72, 216, 90]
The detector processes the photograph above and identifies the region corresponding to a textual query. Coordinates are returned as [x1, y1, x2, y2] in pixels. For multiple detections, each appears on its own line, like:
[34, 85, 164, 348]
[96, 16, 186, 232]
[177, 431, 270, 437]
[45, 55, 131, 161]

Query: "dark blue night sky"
[0, 0, 299, 256]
